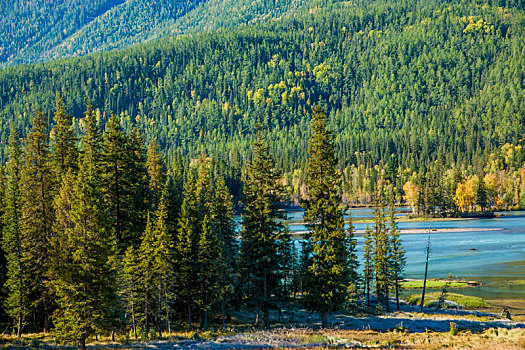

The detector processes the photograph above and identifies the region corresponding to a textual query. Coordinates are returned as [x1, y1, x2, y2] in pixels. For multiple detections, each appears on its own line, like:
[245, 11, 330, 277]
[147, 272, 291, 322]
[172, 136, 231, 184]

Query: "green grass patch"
[404, 292, 490, 309]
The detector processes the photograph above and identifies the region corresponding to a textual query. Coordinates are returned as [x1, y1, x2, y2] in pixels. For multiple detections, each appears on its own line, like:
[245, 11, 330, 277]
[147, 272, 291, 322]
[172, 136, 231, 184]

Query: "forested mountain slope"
[1, 0, 525, 174]
[0, 0, 313, 66]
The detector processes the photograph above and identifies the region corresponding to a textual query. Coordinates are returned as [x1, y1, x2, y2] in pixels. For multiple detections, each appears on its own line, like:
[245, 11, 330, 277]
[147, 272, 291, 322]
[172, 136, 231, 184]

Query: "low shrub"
[450, 322, 459, 336]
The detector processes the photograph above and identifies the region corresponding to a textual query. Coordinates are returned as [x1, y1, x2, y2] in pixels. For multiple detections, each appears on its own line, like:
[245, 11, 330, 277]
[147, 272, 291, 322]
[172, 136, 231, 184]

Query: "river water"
[238, 209, 525, 300]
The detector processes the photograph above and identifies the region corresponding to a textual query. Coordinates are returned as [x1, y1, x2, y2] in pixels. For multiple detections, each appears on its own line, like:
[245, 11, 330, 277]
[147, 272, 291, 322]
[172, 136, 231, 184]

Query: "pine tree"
[169, 151, 185, 214]
[276, 222, 293, 302]
[210, 175, 237, 328]
[49, 160, 118, 350]
[476, 179, 488, 212]
[175, 171, 200, 330]
[302, 106, 358, 328]
[50, 95, 78, 178]
[101, 115, 129, 250]
[0, 164, 6, 320]
[239, 124, 285, 328]
[275, 221, 296, 323]
[79, 100, 102, 173]
[151, 197, 175, 337]
[195, 150, 213, 216]
[212, 176, 236, 267]
[192, 151, 224, 330]
[290, 240, 300, 301]
[175, 204, 194, 330]
[121, 245, 140, 340]
[197, 214, 221, 331]
[163, 151, 185, 237]
[389, 197, 406, 311]
[19, 109, 55, 331]
[127, 127, 150, 239]
[362, 225, 374, 308]
[146, 137, 166, 210]
[137, 201, 174, 339]
[346, 211, 360, 297]
[137, 214, 155, 338]
[2, 125, 28, 337]
[297, 240, 310, 302]
[101, 117, 148, 250]
[372, 190, 391, 312]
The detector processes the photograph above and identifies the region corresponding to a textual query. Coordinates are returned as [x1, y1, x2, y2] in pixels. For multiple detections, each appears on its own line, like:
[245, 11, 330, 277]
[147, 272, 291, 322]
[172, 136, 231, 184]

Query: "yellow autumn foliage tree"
[403, 180, 419, 214]
[454, 178, 477, 213]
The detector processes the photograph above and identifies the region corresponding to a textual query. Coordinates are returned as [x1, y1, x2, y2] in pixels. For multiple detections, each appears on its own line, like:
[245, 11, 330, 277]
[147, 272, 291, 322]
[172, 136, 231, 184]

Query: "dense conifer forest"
[1, 0, 525, 212]
[0, 0, 525, 347]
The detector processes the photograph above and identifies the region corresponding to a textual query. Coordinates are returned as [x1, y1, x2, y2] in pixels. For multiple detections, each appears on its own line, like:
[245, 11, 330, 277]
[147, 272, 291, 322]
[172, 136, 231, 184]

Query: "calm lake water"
[238, 209, 525, 300]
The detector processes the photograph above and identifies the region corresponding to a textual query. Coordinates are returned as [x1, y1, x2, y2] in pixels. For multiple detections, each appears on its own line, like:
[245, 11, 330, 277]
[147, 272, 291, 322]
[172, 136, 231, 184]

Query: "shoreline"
[287, 214, 502, 225]
[291, 227, 503, 235]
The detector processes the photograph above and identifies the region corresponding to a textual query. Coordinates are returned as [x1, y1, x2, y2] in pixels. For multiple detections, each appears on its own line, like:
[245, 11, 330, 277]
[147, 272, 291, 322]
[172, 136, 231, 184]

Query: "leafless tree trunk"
[420, 230, 431, 312]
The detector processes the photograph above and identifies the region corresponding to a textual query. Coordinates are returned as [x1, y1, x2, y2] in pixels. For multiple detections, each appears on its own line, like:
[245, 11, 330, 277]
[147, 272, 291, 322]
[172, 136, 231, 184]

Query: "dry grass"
[0, 330, 214, 348]
[1, 327, 524, 349]
[1, 306, 524, 349]
[277, 327, 525, 349]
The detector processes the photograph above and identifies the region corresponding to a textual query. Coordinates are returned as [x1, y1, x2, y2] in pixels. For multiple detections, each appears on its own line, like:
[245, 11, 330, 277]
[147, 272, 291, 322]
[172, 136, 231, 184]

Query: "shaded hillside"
[0, 0, 315, 66]
[0, 0, 127, 65]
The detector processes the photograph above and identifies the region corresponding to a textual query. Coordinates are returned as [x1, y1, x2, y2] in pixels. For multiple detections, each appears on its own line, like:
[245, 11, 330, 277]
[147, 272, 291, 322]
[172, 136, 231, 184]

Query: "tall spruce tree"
[372, 190, 391, 312]
[19, 109, 55, 331]
[276, 222, 293, 303]
[290, 239, 300, 301]
[302, 106, 358, 328]
[164, 151, 185, 237]
[50, 95, 78, 178]
[239, 124, 285, 328]
[210, 175, 237, 328]
[389, 196, 406, 311]
[101, 118, 148, 250]
[121, 245, 140, 340]
[175, 171, 201, 330]
[49, 163, 118, 350]
[137, 199, 174, 338]
[127, 128, 150, 240]
[197, 214, 222, 331]
[79, 101, 102, 172]
[363, 225, 374, 308]
[2, 125, 28, 337]
[195, 151, 213, 216]
[169, 151, 185, 214]
[193, 152, 223, 329]
[346, 211, 360, 297]
[137, 214, 155, 338]
[0, 164, 7, 324]
[101, 115, 129, 250]
[146, 138, 166, 210]
[149, 197, 174, 337]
